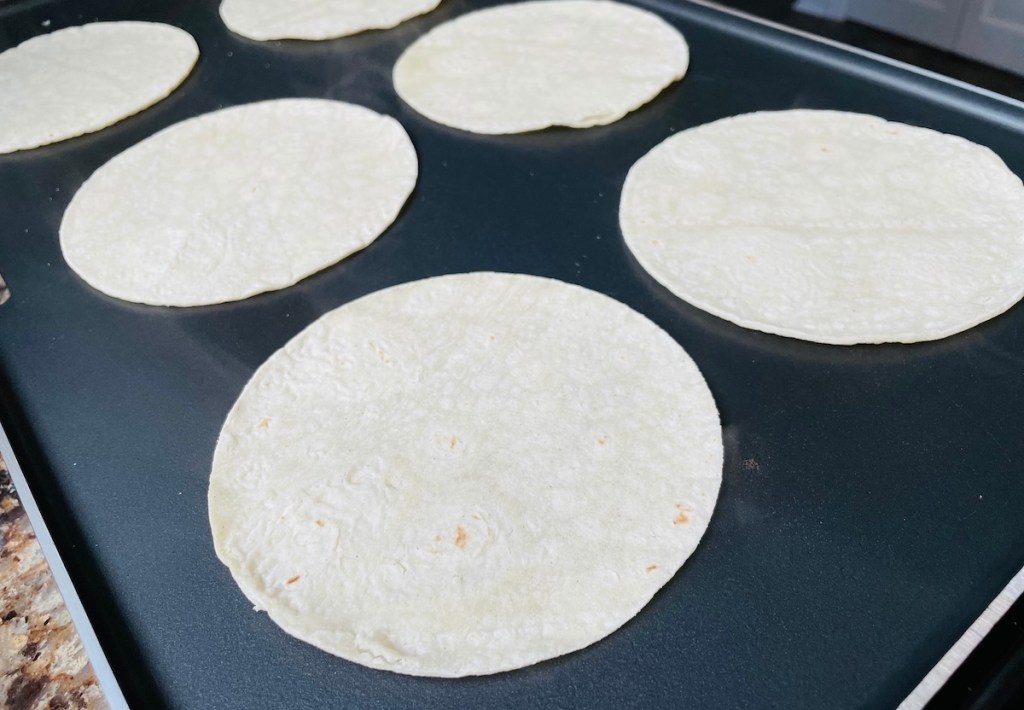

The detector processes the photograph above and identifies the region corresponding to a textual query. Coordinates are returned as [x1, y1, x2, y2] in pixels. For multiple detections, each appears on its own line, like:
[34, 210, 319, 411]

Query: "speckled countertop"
[0, 454, 108, 709]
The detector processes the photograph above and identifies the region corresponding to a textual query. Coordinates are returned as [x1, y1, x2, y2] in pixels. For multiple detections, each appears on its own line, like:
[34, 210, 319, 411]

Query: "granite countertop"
[0, 454, 108, 709]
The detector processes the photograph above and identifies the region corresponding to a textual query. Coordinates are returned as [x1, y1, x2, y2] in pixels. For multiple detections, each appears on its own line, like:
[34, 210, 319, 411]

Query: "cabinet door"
[847, 0, 967, 49]
[955, 0, 1024, 75]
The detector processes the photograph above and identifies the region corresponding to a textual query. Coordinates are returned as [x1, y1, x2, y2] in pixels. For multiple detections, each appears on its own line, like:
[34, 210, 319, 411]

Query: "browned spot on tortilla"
[597, 435, 607, 446]
[673, 503, 689, 525]
[286, 575, 300, 585]
[646, 564, 658, 573]
[820, 146, 830, 152]
[450, 436, 459, 449]
[434, 534, 441, 543]
[489, 335, 496, 341]
[455, 526, 468, 548]
[368, 340, 391, 363]
[471, 514, 481, 520]
[258, 418, 270, 429]
[315, 519, 325, 528]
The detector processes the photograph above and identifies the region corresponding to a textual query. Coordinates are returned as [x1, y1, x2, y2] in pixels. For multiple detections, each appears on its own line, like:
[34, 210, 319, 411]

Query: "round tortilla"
[620, 110, 1024, 344]
[60, 99, 417, 306]
[0, 22, 198, 154]
[393, 0, 689, 134]
[220, 0, 442, 41]
[209, 272, 722, 676]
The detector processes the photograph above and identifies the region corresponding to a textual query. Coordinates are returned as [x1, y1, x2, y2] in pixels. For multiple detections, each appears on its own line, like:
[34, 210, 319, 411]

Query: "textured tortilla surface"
[61, 99, 417, 306]
[0, 22, 198, 154]
[393, 0, 689, 134]
[620, 110, 1024, 344]
[220, 0, 442, 41]
[209, 272, 723, 676]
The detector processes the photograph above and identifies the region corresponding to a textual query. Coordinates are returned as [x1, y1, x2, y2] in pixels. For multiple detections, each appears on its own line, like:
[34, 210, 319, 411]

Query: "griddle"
[1, 0, 1023, 707]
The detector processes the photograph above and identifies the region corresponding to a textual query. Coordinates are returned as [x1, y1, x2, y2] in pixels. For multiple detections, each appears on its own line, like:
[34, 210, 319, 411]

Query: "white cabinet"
[848, 0, 967, 48]
[955, 0, 1024, 74]
[796, 0, 1024, 75]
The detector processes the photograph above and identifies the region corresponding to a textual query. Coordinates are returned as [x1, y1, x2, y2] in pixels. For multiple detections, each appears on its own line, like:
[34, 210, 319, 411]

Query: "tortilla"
[620, 110, 1024, 344]
[209, 272, 722, 676]
[0, 22, 198, 154]
[220, 0, 442, 41]
[60, 99, 417, 306]
[393, 0, 689, 134]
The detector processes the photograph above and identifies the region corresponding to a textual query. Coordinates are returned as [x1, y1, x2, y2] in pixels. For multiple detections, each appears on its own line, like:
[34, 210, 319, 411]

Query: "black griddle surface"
[1, 1, 1023, 707]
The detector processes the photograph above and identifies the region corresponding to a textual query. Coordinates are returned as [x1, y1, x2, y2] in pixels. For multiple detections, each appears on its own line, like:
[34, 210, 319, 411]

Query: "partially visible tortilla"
[220, 0, 442, 41]
[209, 272, 723, 676]
[60, 99, 417, 307]
[393, 0, 689, 134]
[620, 110, 1024, 344]
[0, 22, 198, 154]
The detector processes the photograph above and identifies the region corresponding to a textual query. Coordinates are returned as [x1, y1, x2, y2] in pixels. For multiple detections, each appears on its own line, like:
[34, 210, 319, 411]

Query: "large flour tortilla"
[393, 0, 689, 134]
[220, 0, 442, 41]
[620, 110, 1024, 344]
[209, 272, 722, 676]
[61, 99, 417, 306]
[0, 22, 198, 154]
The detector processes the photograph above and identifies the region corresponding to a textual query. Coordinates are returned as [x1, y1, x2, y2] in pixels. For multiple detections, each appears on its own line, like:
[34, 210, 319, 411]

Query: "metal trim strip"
[897, 568, 1024, 709]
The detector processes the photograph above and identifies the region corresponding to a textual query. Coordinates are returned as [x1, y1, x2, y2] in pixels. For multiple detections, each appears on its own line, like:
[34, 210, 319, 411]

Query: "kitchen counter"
[0, 454, 107, 709]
